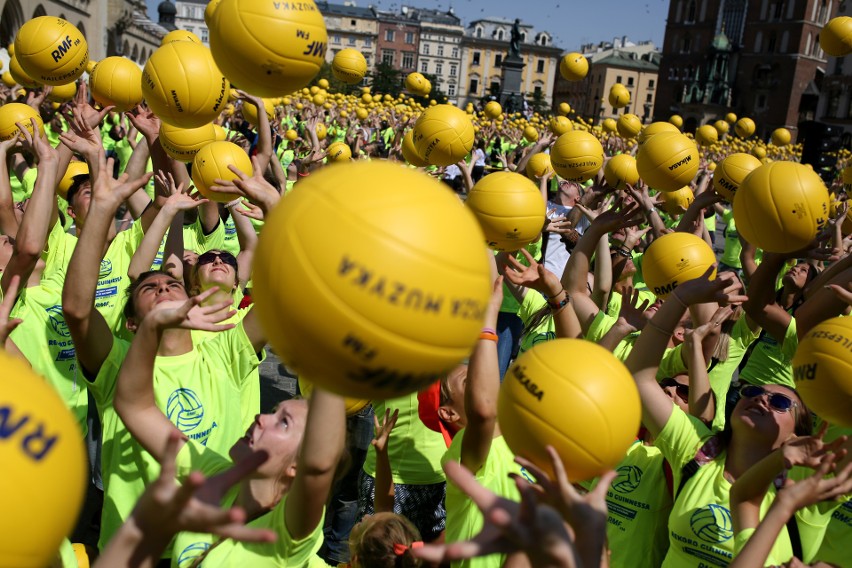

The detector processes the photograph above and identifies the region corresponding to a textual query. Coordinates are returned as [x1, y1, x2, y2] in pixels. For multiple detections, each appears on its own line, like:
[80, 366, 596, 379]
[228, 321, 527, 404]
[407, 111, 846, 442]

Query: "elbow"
[62, 302, 89, 325]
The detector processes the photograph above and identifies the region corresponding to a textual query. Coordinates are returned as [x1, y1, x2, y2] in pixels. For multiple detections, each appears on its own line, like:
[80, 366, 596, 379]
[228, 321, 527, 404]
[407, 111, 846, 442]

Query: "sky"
[145, 0, 670, 51]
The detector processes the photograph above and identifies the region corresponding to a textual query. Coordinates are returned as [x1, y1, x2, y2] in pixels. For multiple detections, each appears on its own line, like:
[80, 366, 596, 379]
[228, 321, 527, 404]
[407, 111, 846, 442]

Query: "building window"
[475, 26, 483, 38]
[402, 52, 414, 69]
[364, 54, 371, 66]
[333, 35, 341, 44]
[755, 30, 763, 52]
[448, 83, 456, 96]
[495, 54, 503, 66]
[438, 45, 444, 56]
[364, 38, 372, 47]
[186, 26, 194, 34]
[534, 85, 542, 96]
[497, 29, 505, 40]
[424, 44, 430, 55]
[436, 62, 443, 75]
[452, 47, 459, 58]
[536, 59, 545, 73]
[772, 1, 784, 19]
[616, 75, 623, 84]
[405, 31, 414, 44]
[351, 19, 356, 26]
[682, 36, 692, 52]
[349, 36, 357, 46]
[385, 29, 395, 42]
[490, 81, 501, 95]
[469, 78, 479, 94]
[421, 60, 429, 73]
[646, 93, 653, 102]
[648, 79, 655, 89]
[382, 49, 394, 65]
[686, 0, 696, 22]
[450, 64, 457, 76]
[767, 31, 777, 52]
[472, 51, 480, 65]
[627, 77, 634, 86]
[201, 28, 208, 42]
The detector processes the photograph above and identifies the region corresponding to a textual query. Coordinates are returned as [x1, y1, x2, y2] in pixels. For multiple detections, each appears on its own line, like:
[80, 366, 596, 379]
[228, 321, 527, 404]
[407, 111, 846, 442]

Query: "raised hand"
[502, 248, 562, 296]
[129, 431, 276, 544]
[671, 268, 749, 306]
[776, 452, 852, 512]
[371, 408, 399, 454]
[683, 305, 734, 353]
[781, 422, 848, 470]
[211, 156, 280, 215]
[155, 171, 207, 213]
[91, 149, 154, 209]
[17, 119, 59, 169]
[58, 107, 103, 161]
[617, 286, 651, 332]
[69, 81, 113, 129]
[146, 287, 236, 332]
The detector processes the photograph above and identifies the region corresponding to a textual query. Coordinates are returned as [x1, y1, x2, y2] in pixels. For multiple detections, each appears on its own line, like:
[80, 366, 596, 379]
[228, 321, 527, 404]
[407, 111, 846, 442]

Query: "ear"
[437, 405, 459, 425]
[125, 317, 139, 334]
[672, 326, 686, 344]
[66, 206, 75, 220]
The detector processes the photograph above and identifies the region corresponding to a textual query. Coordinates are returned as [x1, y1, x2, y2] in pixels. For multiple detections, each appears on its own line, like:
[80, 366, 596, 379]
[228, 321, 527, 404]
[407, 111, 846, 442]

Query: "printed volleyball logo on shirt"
[45, 305, 71, 337]
[690, 504, 734, 543]
[611, 465, 643, 494]
[99, 258, 113, 279]
[177, 542, 210, 567]
[167, 388, 205, 432]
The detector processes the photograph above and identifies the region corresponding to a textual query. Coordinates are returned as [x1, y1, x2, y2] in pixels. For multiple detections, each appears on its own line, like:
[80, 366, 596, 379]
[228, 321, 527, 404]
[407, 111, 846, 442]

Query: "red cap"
[417, 381, 453, 448]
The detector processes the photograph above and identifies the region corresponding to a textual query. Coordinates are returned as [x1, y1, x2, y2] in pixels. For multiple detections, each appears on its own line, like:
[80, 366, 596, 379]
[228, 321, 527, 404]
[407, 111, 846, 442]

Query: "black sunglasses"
[739, 385, 798, 414]
[197, 251, 238, 268]
[660, 378, 689, 400]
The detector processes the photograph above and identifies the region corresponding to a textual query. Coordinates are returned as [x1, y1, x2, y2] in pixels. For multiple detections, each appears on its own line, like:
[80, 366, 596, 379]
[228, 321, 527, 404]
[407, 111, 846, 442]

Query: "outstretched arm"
[284, 388, 346, 540]
[62, 150, 153, 377]
[0, 124, 59, 297]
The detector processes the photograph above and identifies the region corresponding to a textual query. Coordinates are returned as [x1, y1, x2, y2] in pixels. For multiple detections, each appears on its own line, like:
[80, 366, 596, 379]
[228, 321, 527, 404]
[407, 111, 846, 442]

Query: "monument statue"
[509, 19, 522, 58]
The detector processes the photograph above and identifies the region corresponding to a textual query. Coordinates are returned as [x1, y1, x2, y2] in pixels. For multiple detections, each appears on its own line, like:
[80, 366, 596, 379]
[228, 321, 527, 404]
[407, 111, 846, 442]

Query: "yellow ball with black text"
[0, 350, 86, 568]
[820, 17, 852, 57]
[252, 161, 491, 399]
[143, 41, 229, 128]
[712, 153, 762, 200]
[191, 141, 253, 202]
[643, 232, 716, 298]
[14, 17, 88, 85]
[332, 48, 367, 84]
[793, 316, 852, 427]
[412, 104, 474, 167]
[733, 162, 830, 253]
[550, 130, 604, 183]
[498, 339, 641, 481]
[636, 131, 699, 192]
[327, 141, 351, 162]
[89, 57, 143, 112]
[466, 172, 546, 251]
[401, 129, 429, 167]
[208, 0, 327, 97]
[0, 103, 45, 141]
[159, 122, 218, 162]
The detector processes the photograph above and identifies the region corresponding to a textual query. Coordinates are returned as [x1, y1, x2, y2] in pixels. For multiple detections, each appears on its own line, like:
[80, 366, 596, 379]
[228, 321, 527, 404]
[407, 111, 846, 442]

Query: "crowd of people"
[1, 61, 851, 568]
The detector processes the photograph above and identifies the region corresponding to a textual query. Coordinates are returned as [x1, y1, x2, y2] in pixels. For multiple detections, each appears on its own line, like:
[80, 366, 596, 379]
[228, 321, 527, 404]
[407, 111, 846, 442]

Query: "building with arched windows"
[0, 0, 164, 70]
[654, 0, 838, 141]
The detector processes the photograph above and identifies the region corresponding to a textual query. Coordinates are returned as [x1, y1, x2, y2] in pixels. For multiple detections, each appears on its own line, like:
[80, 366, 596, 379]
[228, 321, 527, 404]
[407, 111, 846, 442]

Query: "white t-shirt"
[543, 202, 589, 277]
[473, 148, 486, 167]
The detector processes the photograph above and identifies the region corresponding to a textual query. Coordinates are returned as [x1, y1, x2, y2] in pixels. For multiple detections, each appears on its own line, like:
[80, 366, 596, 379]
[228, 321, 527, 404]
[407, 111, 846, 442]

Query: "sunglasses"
[660, 378, 689, 400]
[739, 385, 798, 414]
[197, 251, 238, 269]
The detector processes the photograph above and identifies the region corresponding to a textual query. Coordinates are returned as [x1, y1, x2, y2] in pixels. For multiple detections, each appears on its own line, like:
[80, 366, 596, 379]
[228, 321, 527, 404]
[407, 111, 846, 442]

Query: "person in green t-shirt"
[626, 271, 842, 567]
[61, 151, 271, 553]
[110, 295, 345, 567]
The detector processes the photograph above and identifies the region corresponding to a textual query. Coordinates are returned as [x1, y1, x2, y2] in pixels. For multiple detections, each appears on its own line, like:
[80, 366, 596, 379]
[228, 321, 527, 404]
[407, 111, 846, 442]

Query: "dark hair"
[350, 513, 422, 568]
[66, 174, 90, 206]
[123, 270, 186, 321]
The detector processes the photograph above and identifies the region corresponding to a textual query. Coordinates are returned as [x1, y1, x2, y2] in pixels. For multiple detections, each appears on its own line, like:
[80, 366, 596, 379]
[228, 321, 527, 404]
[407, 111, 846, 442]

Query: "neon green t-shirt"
[442, 431, 524, 568]
[706, 316, 760, 431]
[720, 210, 742, 269]
[585, 310, 686, 379]
[363, 393, 447, 485]
[656, 407, 835, 567]
[182, 217, 226, 255]
[222, 215, 241, 257]
[14, 166, 38, 203]
[738, 317, 798, 388]
[171, 440, 325, 567]
[517, 291, 555, 354]
[88, 323, 261, 552]
[596, 442, 672, 568]
[57, 538, 79, 568]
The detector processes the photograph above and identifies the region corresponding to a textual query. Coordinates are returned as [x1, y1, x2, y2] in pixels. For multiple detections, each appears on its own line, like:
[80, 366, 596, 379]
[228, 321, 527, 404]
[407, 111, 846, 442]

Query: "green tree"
[369, 61, 404, 97]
